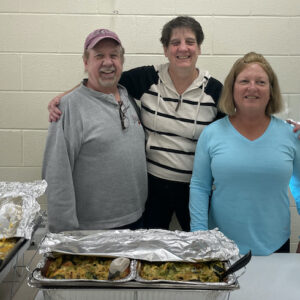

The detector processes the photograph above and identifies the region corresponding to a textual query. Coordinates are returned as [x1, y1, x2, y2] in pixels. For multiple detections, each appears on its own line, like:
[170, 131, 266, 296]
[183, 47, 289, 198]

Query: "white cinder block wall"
[0, 0, 299, 251]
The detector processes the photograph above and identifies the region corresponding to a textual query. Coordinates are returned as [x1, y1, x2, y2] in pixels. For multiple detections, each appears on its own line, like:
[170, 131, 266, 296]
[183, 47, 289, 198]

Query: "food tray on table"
[134, 259, 239, 290]
[28, 229, 245, 292]
[0, 181, 47, 285]
[0, 238, 27, 272]
[0, 238, 30, 282]
[29, 256, 239, 290]
[28, 254, 137, 288]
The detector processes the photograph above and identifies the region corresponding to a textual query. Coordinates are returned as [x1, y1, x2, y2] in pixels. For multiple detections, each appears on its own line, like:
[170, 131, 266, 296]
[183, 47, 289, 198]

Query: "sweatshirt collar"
[80, 79, 128, 106]
[155, 63, 210, 94]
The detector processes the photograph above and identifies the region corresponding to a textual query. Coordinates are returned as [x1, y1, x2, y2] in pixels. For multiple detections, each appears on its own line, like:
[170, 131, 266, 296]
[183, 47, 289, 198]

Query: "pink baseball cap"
[84, 29, 122, 50]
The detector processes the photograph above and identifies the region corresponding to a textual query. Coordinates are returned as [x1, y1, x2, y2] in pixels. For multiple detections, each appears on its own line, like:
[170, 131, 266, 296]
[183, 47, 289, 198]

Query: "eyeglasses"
[118, 101, 129, 130]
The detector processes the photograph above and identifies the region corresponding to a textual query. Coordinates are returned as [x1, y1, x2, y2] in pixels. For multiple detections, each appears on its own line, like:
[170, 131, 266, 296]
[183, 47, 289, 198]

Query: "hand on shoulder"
[286, 119, 300, 140]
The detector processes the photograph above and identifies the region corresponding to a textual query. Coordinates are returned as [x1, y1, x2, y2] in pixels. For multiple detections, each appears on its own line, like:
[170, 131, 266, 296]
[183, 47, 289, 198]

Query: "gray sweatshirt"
[42, 82, 147, 232]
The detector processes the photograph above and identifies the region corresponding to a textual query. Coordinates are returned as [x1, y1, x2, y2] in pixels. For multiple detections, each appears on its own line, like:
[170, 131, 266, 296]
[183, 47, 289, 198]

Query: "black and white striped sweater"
[120, 63, 224, 183]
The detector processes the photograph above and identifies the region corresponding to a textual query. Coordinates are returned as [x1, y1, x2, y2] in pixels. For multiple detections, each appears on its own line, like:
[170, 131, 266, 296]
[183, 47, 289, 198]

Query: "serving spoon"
[218, 250, 252, 281]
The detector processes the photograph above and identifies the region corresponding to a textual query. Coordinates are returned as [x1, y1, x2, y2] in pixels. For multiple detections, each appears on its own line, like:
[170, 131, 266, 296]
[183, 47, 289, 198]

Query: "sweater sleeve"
[42, 100, 81, 232]
[289, 135, 300, 214]
[204, 77, 225, 120]
[120, 66, 159, 100]
[189, 129, 213, 231]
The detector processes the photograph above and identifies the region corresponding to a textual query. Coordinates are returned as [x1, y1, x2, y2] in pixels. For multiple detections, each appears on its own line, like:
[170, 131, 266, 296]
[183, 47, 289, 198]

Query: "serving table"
[230, 253, 300, 300]
[33, 253, 300, 300]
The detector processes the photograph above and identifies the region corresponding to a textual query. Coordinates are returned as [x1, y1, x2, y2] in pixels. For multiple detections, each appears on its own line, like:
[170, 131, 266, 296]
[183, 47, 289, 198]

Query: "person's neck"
[168, 66, 198, 95]
[229, 112, 271, 141]
[86, 80, 120, 102]
[100, 86, 121, 101]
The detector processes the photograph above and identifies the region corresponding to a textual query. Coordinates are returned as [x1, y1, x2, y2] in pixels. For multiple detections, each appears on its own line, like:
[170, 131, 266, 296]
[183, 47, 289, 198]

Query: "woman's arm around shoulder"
[48, 84, 80, 122]
[286, 119, 300, 140]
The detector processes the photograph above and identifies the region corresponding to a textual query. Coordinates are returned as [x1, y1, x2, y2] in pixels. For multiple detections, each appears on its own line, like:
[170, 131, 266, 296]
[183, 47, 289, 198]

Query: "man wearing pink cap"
[42, 29, 147, 233]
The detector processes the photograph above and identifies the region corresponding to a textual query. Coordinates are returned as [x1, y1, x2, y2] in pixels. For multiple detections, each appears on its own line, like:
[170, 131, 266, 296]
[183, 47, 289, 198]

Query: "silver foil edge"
[0, 180, 47, 239]
[39, 228, 239, 262]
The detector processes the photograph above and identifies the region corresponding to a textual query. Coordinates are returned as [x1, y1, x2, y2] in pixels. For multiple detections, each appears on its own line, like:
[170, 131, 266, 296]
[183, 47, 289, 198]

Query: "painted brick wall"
[0, 0, 299, 251]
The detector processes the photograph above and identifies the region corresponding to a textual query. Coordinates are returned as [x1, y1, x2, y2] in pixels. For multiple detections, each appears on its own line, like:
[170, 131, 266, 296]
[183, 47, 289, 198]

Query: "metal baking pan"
[0, 238, 30, 283]
[39, 288, 232, 300]
[29, 277, 239, 291]
[28, 258, 239, 291]
[0, 213, 44, 274]
[0, 237, 27, 272]
[28, 255, 137, 288]
[135, 260, 239, 290]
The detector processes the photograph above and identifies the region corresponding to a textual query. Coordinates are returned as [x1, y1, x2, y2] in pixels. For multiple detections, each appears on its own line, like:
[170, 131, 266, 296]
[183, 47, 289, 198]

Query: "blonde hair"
[218, 52, 283, 116]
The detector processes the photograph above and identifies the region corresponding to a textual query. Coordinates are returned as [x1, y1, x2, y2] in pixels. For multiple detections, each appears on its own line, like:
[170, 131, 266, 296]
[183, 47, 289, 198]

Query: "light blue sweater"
[190, 116, 300, 255]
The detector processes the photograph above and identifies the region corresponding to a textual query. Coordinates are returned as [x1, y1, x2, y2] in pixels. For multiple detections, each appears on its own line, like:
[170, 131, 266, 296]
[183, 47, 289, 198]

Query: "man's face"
[84, 39, 123, 92]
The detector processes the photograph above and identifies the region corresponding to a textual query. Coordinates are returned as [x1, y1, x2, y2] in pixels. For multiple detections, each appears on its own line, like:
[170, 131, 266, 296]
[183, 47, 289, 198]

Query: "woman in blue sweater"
[189, 52, 300, 255]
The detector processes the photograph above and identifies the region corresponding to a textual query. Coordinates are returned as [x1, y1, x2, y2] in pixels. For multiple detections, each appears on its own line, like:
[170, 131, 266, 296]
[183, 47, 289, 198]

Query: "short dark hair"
[160, 16, 204, 47]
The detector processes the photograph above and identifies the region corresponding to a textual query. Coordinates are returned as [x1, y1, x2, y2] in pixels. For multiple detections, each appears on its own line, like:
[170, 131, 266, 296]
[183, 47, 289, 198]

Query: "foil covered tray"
[0, 180, 47, 240]
[38, 228, 239, 262]
[29, 229, 241, 290]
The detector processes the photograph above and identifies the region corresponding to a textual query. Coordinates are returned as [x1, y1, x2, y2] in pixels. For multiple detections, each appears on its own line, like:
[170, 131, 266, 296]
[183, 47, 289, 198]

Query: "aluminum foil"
[0, 180, 47, 239]
[38, 229, 239, 262]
